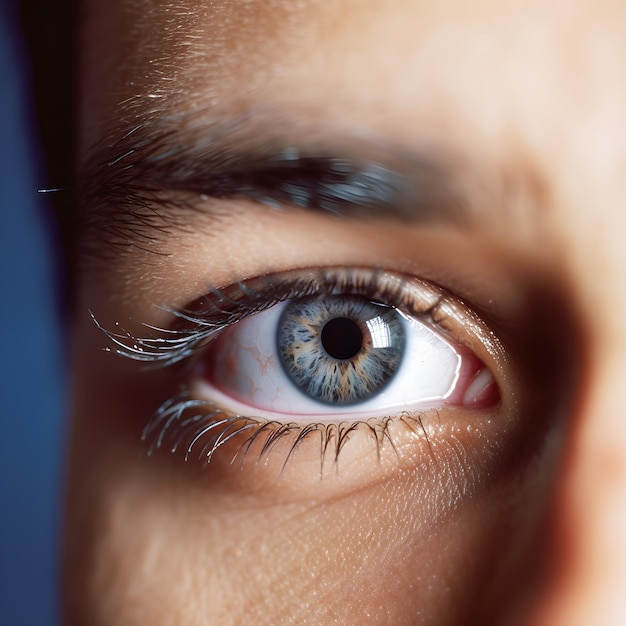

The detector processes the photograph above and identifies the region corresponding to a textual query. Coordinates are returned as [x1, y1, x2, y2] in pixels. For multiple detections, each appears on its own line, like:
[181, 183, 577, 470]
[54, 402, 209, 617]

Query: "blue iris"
[277, 295, 406, 405]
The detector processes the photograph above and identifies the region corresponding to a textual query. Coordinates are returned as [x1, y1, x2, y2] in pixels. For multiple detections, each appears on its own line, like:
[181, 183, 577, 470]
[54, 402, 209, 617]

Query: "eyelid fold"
[94, 266, 507, 377]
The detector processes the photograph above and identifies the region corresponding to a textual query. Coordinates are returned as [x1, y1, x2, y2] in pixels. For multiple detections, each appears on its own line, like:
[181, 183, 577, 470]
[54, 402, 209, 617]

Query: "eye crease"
[97, 266, 502, 469]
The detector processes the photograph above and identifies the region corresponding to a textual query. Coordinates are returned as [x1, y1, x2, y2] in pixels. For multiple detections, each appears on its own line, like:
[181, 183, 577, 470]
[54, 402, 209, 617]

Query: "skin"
[66, 0, 626, 624]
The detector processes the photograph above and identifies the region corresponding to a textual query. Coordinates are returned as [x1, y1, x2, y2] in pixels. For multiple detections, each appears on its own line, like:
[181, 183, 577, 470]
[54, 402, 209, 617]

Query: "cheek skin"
[64, 424, 553, 626]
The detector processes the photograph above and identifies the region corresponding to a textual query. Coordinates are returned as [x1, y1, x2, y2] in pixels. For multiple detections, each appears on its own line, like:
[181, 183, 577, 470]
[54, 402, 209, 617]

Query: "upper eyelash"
[92, 267, 446, 368]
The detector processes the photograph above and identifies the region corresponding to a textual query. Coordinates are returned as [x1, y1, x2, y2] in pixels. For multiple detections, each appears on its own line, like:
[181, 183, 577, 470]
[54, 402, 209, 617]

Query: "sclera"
[197, 300, 493, 424]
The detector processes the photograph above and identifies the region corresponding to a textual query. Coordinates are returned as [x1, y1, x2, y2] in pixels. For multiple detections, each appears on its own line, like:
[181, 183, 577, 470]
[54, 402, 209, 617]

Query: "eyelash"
[141, 390, 433, 472]
[94, 267, 492, 470]
[94, 268, 446, 365]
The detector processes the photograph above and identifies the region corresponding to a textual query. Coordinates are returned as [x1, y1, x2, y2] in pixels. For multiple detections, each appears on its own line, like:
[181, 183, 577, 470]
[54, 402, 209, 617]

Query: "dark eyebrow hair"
[78, 112, 469, 258]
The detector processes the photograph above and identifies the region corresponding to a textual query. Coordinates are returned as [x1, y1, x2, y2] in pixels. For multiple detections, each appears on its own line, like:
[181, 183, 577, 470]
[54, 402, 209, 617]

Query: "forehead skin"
[73, 0, 626, 624]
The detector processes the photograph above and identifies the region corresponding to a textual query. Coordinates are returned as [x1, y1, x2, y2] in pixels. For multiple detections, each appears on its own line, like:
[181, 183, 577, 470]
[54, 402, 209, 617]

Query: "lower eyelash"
[143, 388, 434, 472]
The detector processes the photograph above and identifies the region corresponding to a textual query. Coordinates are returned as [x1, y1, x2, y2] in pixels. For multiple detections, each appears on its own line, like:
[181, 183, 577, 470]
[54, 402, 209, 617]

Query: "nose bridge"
[527, 187, 626, 624]
[531, 355, 626, 625]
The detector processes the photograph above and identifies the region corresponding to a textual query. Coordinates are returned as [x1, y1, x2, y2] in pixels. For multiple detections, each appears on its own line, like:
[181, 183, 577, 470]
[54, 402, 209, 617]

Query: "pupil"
[321, 317, 363, 360]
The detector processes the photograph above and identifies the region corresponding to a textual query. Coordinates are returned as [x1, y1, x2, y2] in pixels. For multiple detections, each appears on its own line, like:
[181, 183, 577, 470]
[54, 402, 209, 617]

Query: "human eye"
[97, 265, 504, 477]
[196, 267, 496, 418]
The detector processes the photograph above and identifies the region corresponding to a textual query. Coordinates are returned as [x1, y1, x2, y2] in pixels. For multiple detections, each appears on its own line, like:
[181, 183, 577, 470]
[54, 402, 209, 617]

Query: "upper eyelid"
[90, 267, 431, 367]
[91, 266, 503, 375]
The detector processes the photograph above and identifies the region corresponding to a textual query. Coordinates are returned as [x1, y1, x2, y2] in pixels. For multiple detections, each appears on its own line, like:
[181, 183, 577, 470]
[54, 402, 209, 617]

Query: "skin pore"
[66, 0, 626, 624]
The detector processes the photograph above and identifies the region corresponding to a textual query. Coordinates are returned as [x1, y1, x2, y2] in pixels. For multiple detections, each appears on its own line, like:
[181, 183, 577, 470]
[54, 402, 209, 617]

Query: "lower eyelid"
[141, 388, 509, 506]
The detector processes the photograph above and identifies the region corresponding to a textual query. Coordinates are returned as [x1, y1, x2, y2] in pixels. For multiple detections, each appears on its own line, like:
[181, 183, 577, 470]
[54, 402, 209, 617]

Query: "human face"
[66, 1, 626, 624]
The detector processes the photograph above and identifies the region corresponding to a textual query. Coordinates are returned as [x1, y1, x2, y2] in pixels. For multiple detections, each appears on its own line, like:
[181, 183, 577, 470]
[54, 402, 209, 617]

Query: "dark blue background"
[0, 2, 65, 625]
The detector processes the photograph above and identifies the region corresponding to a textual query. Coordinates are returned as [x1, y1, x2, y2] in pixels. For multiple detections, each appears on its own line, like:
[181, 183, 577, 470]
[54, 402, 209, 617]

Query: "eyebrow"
[78, 112, 469, 254]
